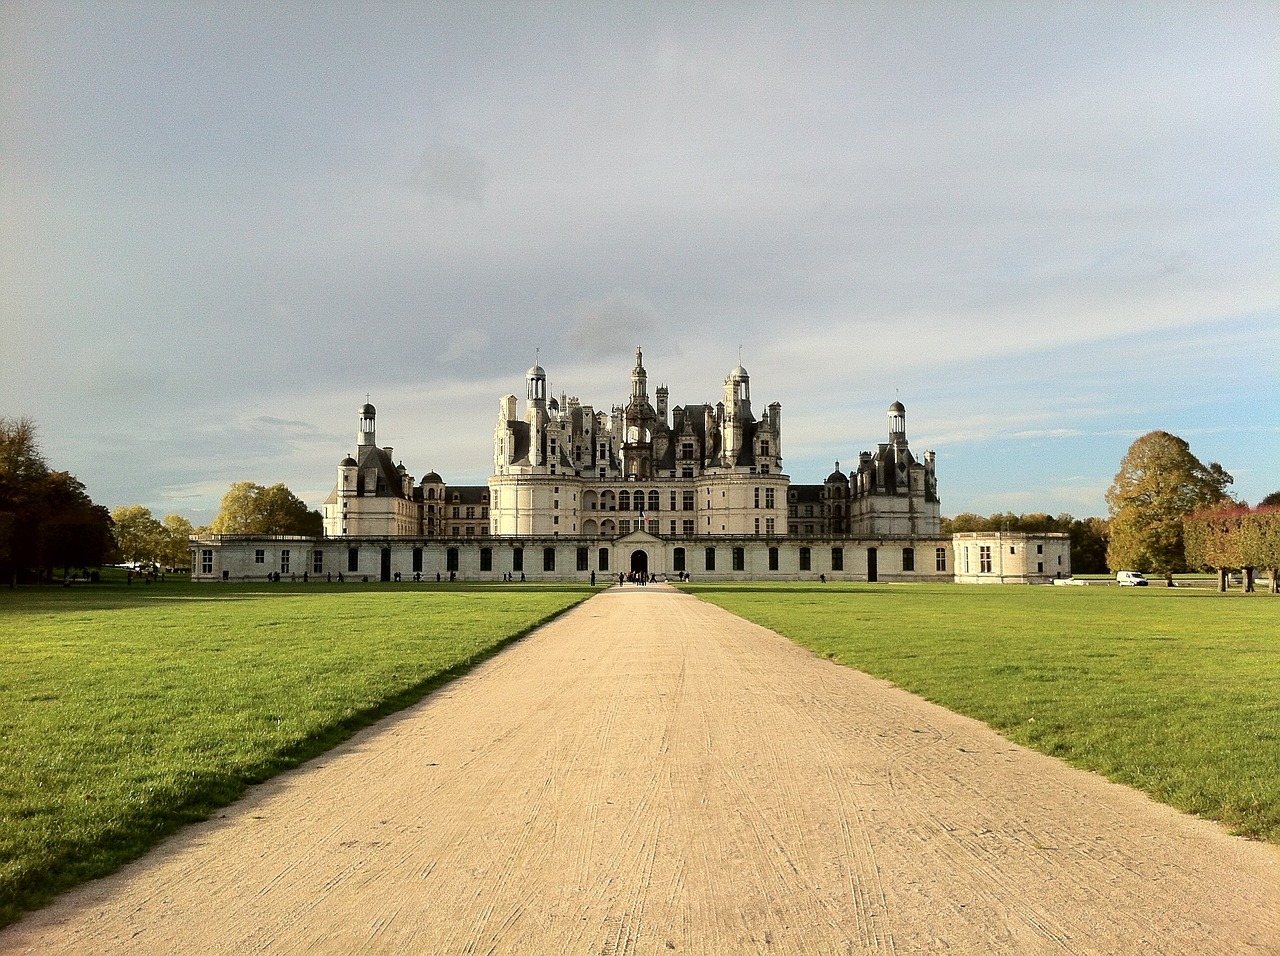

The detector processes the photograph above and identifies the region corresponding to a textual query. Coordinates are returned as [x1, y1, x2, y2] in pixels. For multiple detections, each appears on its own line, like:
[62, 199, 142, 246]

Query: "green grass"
[683, 582, 1280, 843]
[0, 579, 593, 928]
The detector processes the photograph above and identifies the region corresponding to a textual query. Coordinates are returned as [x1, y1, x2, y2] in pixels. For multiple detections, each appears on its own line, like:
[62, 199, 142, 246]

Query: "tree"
[0, 417, 114, 583]
[1260, 491, 1280, 508]
[112, 505, 167, 566]
[161, 514, 195, 569]
[1106, 431, 1233, 583]
[1185, 506, 1280, 594]
[210, 482, 322, 536]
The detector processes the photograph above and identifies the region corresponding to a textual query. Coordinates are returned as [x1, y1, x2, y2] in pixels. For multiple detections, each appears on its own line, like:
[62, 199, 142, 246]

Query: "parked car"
[1116, 571, 1149, 586]
[1052, 576, 1086, 586]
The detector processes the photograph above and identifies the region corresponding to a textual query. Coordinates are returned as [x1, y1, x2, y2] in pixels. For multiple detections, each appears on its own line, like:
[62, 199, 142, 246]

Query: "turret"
[889, 401, 906, 444]
[358, 402, 376, 447]
[722, 364, 752, 464]
[630, 347, 648, 404]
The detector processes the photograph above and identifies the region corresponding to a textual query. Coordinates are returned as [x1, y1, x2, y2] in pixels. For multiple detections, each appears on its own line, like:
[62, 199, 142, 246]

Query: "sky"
[2, 1, 1277, 526]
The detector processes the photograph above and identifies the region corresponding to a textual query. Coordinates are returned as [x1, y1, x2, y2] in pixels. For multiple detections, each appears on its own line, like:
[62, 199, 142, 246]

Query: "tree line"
[2, 418, 320, 584]
[1184, 507, 1280, 593]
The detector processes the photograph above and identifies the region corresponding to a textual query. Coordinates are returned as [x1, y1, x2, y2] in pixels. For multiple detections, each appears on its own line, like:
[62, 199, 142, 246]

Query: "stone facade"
[192, 350, 1069, 584]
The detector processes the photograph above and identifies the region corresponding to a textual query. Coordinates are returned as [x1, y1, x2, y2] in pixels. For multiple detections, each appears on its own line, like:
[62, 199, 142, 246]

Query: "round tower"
[526, 364, 547, 409]
[888, 401, 906, 444]
[358, 402, 376, 447]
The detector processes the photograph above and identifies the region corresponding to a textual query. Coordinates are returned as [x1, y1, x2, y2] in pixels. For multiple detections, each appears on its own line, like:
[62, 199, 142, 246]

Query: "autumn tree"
[111, 505, 166, 566]
[1106, 431, 1233, 584]
[210, 482, 322, 536]
[161, 514, 195, 568]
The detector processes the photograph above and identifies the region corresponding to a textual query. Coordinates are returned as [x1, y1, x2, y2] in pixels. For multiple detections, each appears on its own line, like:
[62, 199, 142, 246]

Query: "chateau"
[192, 351, 1068, 583]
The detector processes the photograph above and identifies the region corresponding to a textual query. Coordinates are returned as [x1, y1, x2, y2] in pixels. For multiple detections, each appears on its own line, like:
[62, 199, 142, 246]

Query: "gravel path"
[3, 584, 1278, 954]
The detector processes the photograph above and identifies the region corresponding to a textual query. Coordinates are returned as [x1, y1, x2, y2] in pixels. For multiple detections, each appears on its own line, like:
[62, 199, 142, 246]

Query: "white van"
[1116, 571, 1148, 587]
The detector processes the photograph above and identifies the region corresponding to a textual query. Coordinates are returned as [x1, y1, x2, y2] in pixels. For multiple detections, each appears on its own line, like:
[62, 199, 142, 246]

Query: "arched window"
[648, 490, 660, 512]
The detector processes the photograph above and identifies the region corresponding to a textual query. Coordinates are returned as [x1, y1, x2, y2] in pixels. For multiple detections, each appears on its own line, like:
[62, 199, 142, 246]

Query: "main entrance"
[630, 550, 649, 576]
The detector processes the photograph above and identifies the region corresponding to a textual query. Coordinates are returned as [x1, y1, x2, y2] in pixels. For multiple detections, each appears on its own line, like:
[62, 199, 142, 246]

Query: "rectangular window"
[619, 520, 631, 534]
[598, 548, 610, 571]
[769, 547, 779, 571]
[935, 547, 947, 572]
[670, 491, 677, 511]
[201, 549, 213, 574]
[670, 520, 677, 535]
[280, 550, 290, 574]
[1010, 545, 1016, 555]
[254, 549, 265, 564]
[466, 506, 475, 519]
[682, 519, 695, 536]
[682, 490, 695, 511]
[1037, 561, 1044, 573]
[1037, 544, 1044, 554]
[831, 547, 844, 572]
[963, 548, 970, 573]
[412, 547, 423, 572]
[543, 547, 556, 572]
[577, 547, 589, 572]
[902, 547, 915, 572]
[705, 547, 716, 571]
[733, 547, 745, 571]
[754, 517, 760, 535]
[799, 548, 811, 571]
[805, 505, 813, 517]
[673, 547, 686, 572]
[754, 487, 760, 508]
[980, 546, 993, 573]
[765, 488, 775, 509]
[446, 548, 459, 572]
[649, 490, 660, 512]
[512, 547, 524, 572]
[480, 548, 493, 572]
[348, 548, 359, 572]
[313, 550, 324, 574]
[452, 506, 460, 518]
[765, 517, 775, 535]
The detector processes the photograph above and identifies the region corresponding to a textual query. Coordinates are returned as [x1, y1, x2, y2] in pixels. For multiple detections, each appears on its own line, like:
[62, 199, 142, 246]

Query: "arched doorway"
[630, 550, 649, 576]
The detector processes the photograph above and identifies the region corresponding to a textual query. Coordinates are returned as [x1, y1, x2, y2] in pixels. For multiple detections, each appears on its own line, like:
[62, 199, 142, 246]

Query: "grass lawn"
[0, 579, 593, 928]
[684, 582, 1280, 844]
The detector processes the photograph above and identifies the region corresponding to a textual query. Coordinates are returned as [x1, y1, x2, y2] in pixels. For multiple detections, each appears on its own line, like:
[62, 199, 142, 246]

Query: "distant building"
[192, 350, 1067, 583]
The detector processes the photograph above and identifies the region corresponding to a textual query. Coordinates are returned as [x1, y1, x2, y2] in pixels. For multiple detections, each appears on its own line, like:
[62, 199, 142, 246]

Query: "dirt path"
[4, 585, 1278, 954]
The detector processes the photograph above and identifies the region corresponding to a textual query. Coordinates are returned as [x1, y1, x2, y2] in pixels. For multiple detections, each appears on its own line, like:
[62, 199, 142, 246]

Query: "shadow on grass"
[0, 595, 592, 930]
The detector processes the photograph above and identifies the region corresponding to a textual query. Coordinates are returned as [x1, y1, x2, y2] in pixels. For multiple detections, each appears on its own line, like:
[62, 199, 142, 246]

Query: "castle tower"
[630, 347, 648, 404]
[722, 364, 752, 464]
[888, 401, 906, 444]
[358, 402, 376, 447]
[527, 364, 547, 411]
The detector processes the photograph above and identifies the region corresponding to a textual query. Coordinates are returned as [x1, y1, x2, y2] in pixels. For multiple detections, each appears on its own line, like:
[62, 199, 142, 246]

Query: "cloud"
[410, 141, 490, 206]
